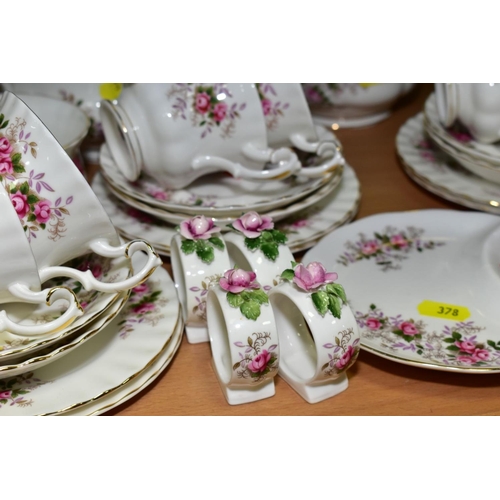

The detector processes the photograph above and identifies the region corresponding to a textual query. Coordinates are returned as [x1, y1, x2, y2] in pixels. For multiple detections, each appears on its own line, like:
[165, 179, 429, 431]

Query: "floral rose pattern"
[322, 327, 360, 377]
[0, 114, 73, 242]
[256, 83, 290, 131]
[356, 304, 500, 368]
[336, 226, 445, 271]
[0, 372, 48, 409]
[167, 83, 247, 139]
[117, 279, 169, 339]
[232, 332, 278, 383]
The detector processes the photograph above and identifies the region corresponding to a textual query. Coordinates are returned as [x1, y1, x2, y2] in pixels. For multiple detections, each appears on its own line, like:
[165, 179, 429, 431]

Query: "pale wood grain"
[87, 84, 500, 416]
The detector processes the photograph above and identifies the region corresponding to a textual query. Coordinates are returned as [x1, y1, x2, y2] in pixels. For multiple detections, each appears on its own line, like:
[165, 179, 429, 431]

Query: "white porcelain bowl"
[303, 83, 416, 128]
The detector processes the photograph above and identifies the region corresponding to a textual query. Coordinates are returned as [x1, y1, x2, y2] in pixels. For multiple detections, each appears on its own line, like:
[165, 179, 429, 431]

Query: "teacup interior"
[269, 293, 317, 381]
[206, 291, 232, 384]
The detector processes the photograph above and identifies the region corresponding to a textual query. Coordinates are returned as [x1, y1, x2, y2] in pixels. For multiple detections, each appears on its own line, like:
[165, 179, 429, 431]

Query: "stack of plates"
[92, 130, 361, 256]
[396, 94, 500, 214]
[0, 252, 182, 415]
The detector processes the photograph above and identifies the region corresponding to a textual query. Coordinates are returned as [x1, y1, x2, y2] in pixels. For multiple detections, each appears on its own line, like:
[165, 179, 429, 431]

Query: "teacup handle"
[38, 239, 162, 293]
[192, 146, 300, 181]
[1, 285, 84, 336]
[290, 134, 346, 178]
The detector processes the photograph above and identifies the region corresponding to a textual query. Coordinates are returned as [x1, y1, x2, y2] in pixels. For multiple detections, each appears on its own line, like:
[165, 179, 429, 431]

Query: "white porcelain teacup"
[207, 268, 280, 405]
[224, 211, 295, 289]
[256, 83, 344, 176]
[0, 185, 83, 337]
[0, 90, 162, 294]
[170, 216, 231, 344]
[268, 260, 360, 403]
[0, 83, 116, 163]
[435, 83, 500, 144]
[100, 83, 303, 189]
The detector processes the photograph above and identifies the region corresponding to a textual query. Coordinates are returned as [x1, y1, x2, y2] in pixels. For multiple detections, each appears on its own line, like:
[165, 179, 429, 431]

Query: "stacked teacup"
[0, 91, 162, 374]
[91, 83, 353, 256]
[170, 210, 360, 405]
[423, 83, 500, 184]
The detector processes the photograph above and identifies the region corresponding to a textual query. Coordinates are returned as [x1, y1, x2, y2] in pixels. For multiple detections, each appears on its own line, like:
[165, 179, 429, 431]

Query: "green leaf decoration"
[11, 153, 22, 164]
[227, 292, 244, 308]
[451, 331, 462, 340]
[370, 304, 376, 310]
[311, 291, 329, 316]
[13, 163, 25, 173]
[181, 239, 196, 254]
[27, 213, 36, 222]
[20, 181, 30, 195]
[209, 236, 225, 250]
[443, 337, 455, 343]
[248, 289, 269, 305]
[270, 229, 287, 244]
[325, 283, 347, 304]
[327, 294, 342, 319]
[245, 236, 261, 251]
[261, 242, 279, 261]
[27, 194, 39, 204]
[446, 345, 460, 352]
[241, 300, 261, 321]
[291, 261, 298, 268]
[195, 244, 214, 264]
[280, 269, 295, 281]
[247, 336, 253, 346]
[261, 231, 273, 242]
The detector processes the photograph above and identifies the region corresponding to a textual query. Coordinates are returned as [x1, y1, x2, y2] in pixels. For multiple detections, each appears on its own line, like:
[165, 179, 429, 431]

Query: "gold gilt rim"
[361, 343, 500, 374]
[39, 305, 183, 416]
[82, 321, 183, 416]
[0, 290, 131, 375]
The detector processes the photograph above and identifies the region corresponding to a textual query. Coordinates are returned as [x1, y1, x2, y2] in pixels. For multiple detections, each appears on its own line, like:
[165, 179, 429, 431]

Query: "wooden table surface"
[92, 83, 500, 416]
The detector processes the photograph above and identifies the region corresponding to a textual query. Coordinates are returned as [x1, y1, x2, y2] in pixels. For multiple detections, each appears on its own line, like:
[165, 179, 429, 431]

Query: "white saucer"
[0, 253, 181, 414]
[99, 143, 338, 217]
[94, 164, 360, 255]
[60, 313, 184, 415]
[304, 209, 500, 373]
[96, 166, 343, 226]
[0, 252, 130, 363]
[0, 290, 129, 380]
[396, 113, 500, 215]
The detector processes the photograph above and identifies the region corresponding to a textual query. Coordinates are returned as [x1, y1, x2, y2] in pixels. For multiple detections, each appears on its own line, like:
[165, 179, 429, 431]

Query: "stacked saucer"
[397, 91, 500, 214]
[0, 90, 182, 415]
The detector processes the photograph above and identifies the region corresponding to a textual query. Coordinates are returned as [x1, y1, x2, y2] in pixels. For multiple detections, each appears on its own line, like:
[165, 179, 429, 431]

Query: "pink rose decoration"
[293, 262, 338, 292]
[0, 390, 11, 399]
[457, 355, 475, 365]
[361, 240, 380, 255]
[232, 211, 274, 238]
[10, 192, 30, 219]
[219, 268, 260, 294]
[305, 88, 323, 104]
[133, 302, 156, 315]
[180, 215, 220, 240]
[261, 98, 272, 116]
[0, 137, 13, 156]
[195, 92, 211, 114]
[247, 350, 272, 373]
[0, 155, 13, 175]
[400, 321, 419, 336]
[390, 234, 408, 247]
[34, 200, 51, 224]
[472, 349, 489, 362]
[212, 102, 227, 123]
[366, 318, 382, 330]
[335, 345, 356, 370]
[132, 283, 150, 295]
[455, 340, 476, 353]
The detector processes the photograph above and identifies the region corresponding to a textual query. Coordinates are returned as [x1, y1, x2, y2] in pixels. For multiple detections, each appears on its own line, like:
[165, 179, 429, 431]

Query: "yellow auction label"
[417, 300, 470, 321]
[99, 83, 123, 100]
